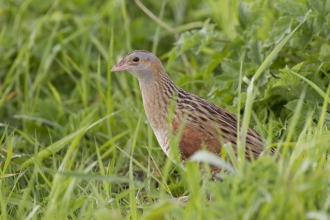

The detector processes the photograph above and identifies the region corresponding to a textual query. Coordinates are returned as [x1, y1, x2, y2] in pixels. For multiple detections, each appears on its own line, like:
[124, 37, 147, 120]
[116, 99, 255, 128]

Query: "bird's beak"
[111, 60, 129, 72]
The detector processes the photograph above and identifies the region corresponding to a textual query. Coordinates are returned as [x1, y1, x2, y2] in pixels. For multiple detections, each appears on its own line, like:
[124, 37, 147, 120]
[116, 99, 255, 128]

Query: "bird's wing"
[174, 90, 264, 160]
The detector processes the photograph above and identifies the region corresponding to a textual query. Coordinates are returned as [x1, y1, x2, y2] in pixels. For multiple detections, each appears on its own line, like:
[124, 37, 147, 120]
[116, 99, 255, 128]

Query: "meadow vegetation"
[1, 0, 330, 219]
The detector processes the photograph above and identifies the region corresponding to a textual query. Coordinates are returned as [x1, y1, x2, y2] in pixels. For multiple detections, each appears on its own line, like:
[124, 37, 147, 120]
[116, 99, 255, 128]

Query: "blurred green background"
[1, 0, 330, 219]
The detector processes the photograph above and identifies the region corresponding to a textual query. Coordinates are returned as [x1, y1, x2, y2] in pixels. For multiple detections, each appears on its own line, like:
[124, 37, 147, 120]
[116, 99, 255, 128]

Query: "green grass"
[1, 0, 330, 219]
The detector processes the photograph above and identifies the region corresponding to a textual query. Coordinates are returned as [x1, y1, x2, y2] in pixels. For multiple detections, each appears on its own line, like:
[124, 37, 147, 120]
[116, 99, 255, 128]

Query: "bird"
[111, 50, 271, 176]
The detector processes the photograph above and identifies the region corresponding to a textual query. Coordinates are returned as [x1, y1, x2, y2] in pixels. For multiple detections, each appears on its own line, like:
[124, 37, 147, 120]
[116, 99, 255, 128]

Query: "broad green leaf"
[264, 16, 292, 46]
[221, 59, 241, 80]
[313, 16, 327, 34]
[238, 2, 263, 30]
[275, 1, 308, 19]
[284, 99, 315, 113]
[201, 49, 228, 76]
[248, 40, 263, 64]
[307, 0, 330, 16]
[174, 19, 217, 55]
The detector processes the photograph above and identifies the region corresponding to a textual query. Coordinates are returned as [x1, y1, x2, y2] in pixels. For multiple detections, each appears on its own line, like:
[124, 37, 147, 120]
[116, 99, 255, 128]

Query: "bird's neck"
[139, 72, 178, 132]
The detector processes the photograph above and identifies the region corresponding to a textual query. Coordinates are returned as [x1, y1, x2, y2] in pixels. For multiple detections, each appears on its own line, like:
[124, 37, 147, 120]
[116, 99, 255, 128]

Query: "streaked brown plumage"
[112, 50, 269, 174]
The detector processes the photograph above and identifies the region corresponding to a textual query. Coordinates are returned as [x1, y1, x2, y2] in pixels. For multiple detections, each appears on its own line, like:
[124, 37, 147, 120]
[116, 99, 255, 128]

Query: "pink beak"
[111, 60, 129, 72]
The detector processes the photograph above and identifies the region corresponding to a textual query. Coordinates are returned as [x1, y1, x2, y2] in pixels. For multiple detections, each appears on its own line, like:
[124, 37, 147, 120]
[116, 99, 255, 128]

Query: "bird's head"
[111, 50, 162, 82]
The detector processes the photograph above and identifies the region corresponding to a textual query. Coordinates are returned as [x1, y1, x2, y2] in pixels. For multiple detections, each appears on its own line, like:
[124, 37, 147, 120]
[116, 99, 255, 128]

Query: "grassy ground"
[1, 0, 330, 219]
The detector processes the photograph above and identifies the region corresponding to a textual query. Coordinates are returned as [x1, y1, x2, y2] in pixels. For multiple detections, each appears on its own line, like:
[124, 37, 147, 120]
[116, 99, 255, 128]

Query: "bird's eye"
[132, 57, 140, 62]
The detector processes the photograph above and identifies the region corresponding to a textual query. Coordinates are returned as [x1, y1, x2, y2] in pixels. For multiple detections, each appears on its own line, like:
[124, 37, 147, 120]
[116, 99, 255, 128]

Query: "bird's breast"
[141, 86, 172, 156]
[153, 128, 171, 156]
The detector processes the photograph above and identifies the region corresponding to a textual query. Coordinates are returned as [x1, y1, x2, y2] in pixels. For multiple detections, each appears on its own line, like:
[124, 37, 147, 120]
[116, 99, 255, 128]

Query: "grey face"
[112, 50, 159, 84]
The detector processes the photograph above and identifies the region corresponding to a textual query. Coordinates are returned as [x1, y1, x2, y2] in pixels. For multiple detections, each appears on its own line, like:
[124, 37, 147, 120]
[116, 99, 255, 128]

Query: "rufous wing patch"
[172, 122, 221, 160]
